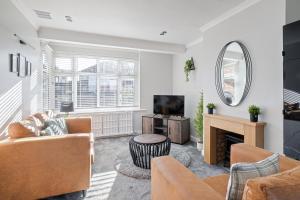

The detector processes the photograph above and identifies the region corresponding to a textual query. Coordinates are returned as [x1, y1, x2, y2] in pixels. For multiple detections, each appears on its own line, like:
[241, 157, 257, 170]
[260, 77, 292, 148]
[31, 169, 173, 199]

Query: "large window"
[53, 56, 138, 110]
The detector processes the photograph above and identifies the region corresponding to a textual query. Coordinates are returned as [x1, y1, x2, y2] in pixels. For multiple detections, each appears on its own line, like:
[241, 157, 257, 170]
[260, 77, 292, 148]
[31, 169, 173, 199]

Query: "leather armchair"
[0, 117, 93, 200]
[151, 143, 300, 200]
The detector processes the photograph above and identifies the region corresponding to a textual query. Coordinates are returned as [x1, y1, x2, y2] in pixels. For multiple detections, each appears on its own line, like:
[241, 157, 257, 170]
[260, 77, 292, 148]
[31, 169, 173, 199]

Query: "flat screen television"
[153, 95, 184, 116]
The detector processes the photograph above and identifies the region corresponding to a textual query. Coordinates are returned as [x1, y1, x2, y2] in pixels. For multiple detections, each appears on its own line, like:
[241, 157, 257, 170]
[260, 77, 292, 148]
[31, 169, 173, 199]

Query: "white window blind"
[49, 55, 138, 110]
[42, 50, 54, 111]
[55, 76, 73, 109]
[118, 78, 135, 106]
[55, 57, 72, 72]
[77, 74, 97, 108]
[99, 78, 117, 107]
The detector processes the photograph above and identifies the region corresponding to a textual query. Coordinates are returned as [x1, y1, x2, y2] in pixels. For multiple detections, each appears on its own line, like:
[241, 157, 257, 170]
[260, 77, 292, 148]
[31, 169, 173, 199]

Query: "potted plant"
[248, 105, 261, 122]
[184, 57, 195, 81]
[206, 103, 216, 114]
[194, 92, 204, 151]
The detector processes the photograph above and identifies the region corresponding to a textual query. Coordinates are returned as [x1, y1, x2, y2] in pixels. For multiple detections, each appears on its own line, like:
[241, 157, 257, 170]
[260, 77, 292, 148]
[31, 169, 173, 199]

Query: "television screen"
[153, 95, 184, 116]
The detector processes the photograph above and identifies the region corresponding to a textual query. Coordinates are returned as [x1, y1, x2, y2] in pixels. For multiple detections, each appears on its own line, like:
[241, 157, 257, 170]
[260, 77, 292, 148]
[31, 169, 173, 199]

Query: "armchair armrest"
[151, 156, 223, 200]
[231, 143, 300, 171]
[65, 117, 95, 164]
[0, 134, 91, 199]
[65, 117, 91, 133]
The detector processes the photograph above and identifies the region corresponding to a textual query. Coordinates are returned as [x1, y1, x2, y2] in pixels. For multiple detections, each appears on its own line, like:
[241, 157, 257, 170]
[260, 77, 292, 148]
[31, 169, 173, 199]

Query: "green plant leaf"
[194, 92, 204, 141]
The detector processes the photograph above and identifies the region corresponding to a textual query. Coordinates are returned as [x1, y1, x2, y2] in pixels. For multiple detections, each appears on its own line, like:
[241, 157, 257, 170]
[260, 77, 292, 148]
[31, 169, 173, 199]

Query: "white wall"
[134, 52, 173, 132]
[0, 1, 41, 138]
[173, 0, 285, 153]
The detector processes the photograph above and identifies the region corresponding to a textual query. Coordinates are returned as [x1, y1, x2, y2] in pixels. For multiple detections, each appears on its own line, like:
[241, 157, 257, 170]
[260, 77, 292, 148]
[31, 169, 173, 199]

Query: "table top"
[133, 134, 167, 144]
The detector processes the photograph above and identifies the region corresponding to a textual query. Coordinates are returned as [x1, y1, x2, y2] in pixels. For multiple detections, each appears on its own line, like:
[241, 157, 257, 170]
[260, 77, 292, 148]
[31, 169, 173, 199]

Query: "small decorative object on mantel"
[248, 105, 261, 122]
[184, 57, 195, 81]
[194, 91, 204, 152]
[206, 103, 216, 114]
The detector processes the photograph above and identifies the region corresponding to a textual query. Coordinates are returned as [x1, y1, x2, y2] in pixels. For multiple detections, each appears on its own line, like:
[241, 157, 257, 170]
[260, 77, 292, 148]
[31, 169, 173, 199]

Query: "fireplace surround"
[204, 114, 266, 165]
[215, 129, 244, 167]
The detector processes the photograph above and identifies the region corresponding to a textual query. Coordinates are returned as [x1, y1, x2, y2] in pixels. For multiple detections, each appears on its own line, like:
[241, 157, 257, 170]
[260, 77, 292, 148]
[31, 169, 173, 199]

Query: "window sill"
[64, 107, 147, 114]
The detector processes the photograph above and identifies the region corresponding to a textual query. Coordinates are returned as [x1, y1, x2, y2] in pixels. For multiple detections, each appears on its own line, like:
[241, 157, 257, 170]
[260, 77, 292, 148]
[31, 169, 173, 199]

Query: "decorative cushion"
[242, 165, 300, 200]
[33, 113, 50, 126]
[42, 118, 68, 136]
[8, 120, 38, 139]
[26, 116, 44, 132]
[226, 153, 280, 200]
[40, 126, 64, 136]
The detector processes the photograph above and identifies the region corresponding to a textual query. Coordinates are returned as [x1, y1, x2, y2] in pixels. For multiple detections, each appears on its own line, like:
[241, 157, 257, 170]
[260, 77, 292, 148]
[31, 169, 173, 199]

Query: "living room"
[1, 0, 300, 199]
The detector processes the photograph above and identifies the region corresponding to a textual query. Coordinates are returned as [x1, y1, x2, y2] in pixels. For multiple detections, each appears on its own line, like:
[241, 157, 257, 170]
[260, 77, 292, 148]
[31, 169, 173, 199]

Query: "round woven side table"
[129, 134, 171, 169]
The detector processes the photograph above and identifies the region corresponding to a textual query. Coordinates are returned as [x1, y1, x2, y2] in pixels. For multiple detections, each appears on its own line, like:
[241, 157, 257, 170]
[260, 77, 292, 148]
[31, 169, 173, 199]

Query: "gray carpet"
[115, 148, 191, 179]
[46, 136, 227, 200]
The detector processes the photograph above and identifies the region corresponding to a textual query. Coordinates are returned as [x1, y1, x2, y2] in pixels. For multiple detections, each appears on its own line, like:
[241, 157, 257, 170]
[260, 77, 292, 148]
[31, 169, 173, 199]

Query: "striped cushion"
[40, 126, 62, 136]
[42, 118, 68, 136]
[226, 153, 280, 200]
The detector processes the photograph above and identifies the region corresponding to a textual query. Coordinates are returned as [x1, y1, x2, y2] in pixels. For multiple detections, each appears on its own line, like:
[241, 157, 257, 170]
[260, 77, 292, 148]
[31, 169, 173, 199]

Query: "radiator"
[71, 111, 133, 138]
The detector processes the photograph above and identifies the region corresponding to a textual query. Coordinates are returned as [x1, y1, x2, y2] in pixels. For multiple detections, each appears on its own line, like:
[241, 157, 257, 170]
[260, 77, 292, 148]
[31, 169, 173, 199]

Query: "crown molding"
[10, 0, 38, 30]
[199, 0, 262, 33]
[38, 27, 186, 54]
[186, 36, 204, 48]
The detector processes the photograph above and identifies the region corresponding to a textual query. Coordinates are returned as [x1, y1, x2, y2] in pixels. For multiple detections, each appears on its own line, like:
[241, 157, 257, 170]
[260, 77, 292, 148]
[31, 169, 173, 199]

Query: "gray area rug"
[114, 148, 191, 179]
[45, 136, 227, 200]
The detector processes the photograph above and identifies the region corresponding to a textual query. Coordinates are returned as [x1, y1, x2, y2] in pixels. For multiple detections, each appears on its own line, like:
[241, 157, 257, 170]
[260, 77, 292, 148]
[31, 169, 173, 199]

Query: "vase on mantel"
[250, 113, 258, 122]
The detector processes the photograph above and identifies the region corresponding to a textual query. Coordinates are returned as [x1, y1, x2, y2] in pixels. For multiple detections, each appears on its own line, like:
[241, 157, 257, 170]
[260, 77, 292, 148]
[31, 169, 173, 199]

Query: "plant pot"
[208, 108, 214, 114]
[196, 141, 203, 151]
[250, 114, 258, 122]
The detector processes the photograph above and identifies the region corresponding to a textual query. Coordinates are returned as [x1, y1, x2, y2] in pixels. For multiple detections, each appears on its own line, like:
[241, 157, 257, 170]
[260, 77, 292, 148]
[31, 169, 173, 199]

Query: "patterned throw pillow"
[40, 126, 64, 136]
[19, 119, 39, 136]
[226, 153, 280, 200]
[42, 118, 68, 136]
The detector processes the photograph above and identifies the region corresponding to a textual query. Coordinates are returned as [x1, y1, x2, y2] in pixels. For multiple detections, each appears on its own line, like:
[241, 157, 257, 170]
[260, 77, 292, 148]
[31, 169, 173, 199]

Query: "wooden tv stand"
[142, 114, 190, 144]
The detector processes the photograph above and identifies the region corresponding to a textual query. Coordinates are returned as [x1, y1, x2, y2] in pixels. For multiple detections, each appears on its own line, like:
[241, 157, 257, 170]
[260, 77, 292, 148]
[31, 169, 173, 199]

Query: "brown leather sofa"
[151, 143, 300, 200]
[0, 115, 93, 200]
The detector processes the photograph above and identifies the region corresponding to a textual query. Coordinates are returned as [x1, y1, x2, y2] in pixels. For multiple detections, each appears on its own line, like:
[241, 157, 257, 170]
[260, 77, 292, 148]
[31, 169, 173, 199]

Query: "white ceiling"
[18, 0, 246, 45]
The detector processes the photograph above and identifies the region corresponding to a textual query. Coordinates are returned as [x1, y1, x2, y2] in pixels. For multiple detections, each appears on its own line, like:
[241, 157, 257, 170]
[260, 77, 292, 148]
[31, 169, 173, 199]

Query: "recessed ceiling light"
[160, 31, 167, 36]
[65, 16, 73, 22]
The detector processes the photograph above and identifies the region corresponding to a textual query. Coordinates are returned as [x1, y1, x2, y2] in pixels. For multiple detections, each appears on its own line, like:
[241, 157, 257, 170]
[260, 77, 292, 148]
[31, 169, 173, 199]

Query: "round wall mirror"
[215, 41, 252, 106]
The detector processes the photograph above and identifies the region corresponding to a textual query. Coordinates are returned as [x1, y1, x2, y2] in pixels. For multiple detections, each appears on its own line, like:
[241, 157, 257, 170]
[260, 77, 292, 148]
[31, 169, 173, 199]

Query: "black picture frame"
[26, 61, 32, 76]
[17, 53, 26, 77]
[9, 54, 18, 73]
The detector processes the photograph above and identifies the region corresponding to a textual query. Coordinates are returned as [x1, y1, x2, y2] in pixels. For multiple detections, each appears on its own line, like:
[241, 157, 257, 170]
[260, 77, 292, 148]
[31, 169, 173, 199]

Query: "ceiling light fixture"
[160, 31, 167, 36]
[65, 16, 73, 22]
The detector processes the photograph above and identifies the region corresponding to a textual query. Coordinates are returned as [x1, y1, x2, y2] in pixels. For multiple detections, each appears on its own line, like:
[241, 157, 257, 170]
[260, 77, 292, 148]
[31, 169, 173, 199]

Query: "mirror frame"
[215, 41, 252, 107]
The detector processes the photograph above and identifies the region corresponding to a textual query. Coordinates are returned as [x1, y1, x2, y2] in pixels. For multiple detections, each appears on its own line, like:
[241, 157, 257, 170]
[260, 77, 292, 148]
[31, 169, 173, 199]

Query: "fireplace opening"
[216, 129, 244, 168]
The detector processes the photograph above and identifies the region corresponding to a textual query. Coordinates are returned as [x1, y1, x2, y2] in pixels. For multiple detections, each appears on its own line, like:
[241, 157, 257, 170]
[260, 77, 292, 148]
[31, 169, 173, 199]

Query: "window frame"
[53, 53, 139, 111]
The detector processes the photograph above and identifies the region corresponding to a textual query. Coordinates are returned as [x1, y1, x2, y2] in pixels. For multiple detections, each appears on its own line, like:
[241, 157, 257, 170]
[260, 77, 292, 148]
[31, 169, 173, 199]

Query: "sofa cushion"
[8, 120, 38, 139]
[226, 153, 280, 200]
[242, 165, 300, 200]
[203, 174, 229, 197]
[27, 116, 45, 132]
[33, 113, 49, 124]
[42, 118, 68, 136]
